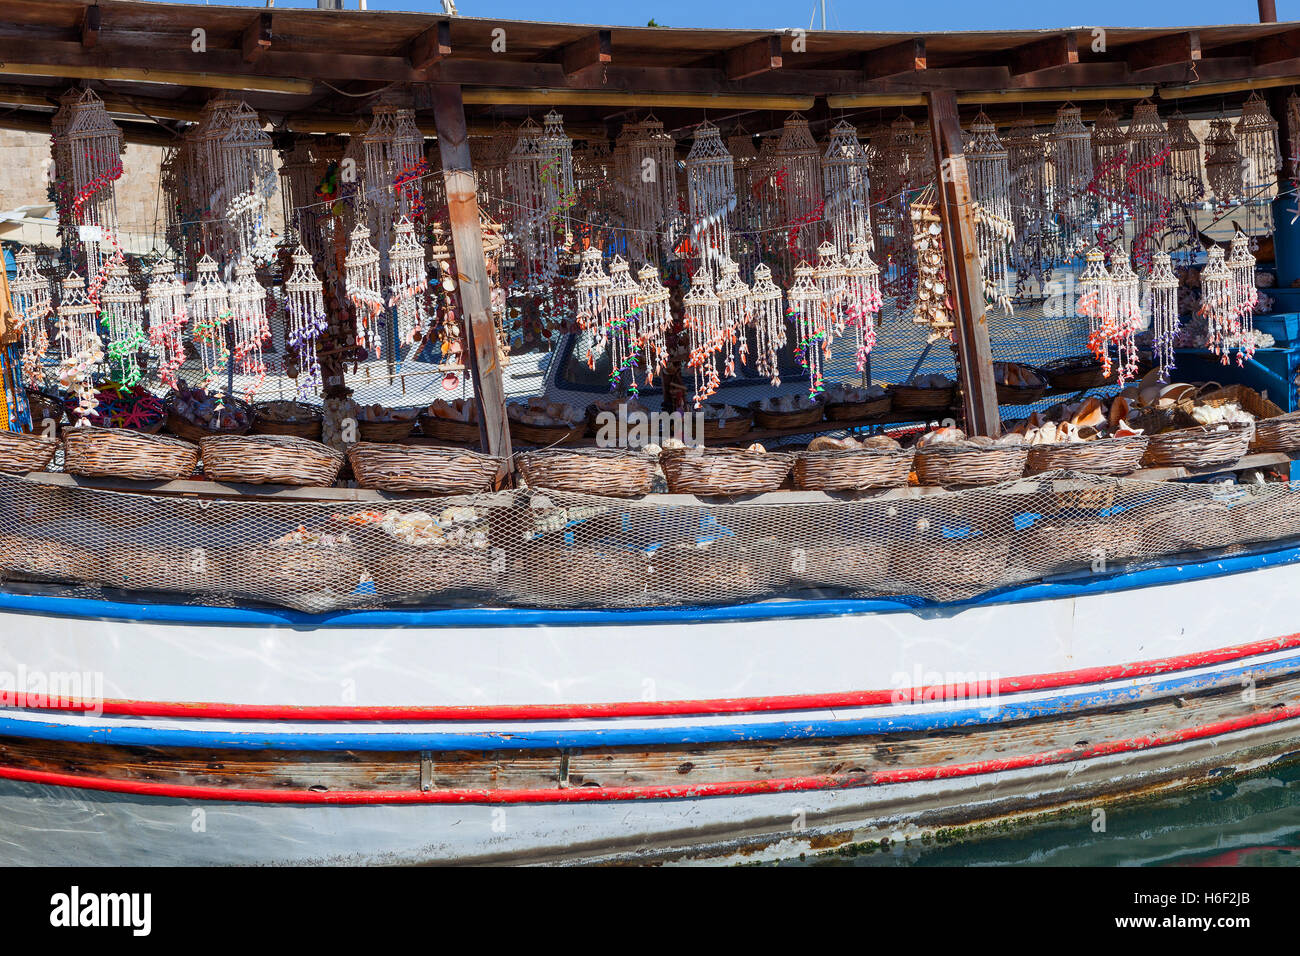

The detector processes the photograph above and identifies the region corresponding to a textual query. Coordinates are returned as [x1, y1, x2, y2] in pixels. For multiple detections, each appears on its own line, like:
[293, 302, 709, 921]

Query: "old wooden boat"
[2, 531, 1300, 865]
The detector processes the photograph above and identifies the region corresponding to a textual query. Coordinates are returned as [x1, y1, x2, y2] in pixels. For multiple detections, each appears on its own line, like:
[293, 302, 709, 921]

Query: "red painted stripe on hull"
[7, 633, 1300, 721]
[2, 702, 1298, 805]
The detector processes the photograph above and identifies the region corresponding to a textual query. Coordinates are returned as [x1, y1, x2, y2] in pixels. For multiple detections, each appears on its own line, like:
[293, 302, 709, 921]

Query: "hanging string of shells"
[964, 112, 1016, 311]
[9, 249, 53, 390]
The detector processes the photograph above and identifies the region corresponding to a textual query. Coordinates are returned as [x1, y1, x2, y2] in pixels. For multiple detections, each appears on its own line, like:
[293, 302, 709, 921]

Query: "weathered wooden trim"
[80, 4, 102, 51]
[1125, 30, 1201, 73]
[926, 90, 1000, 437]
[429, 83, 513, 467]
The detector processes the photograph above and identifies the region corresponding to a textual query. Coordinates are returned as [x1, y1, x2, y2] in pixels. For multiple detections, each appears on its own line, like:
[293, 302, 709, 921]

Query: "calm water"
[782, 761, 1300, 867]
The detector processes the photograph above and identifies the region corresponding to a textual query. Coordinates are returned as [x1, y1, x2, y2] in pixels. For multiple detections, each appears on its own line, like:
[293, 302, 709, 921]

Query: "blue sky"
[165, 1, 1300, 32]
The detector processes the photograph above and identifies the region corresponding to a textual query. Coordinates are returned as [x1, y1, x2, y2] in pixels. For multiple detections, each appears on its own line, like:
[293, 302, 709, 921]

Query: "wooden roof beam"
[863, 38, 925, 83]
[242, 12, 273, 64]
[562, 29, 612, 78]
[80, 4, 101, 51]
[724, 35, 781, 81]
[1255, 28, 1300, 66]
[409, 20, 452, 72]
[1125, 31, 1201, 73]
[1008, 33, 1077, 76]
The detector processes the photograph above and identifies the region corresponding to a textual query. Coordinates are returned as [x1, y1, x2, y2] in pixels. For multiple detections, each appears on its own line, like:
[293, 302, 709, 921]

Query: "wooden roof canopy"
[0, 0, 1298, 145]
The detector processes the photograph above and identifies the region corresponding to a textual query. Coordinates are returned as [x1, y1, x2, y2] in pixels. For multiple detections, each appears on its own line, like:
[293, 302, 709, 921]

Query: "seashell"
[929, 222, 942, 236]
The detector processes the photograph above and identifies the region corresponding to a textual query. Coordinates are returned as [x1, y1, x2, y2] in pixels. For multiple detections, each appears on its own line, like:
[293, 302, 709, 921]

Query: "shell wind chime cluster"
[964, 112, 1016, 311]
[1199, 233, 1259, 365]
[9, 249, 52, 389]
[1077, 247, 1142, 385]
[909, 189, 954, 343]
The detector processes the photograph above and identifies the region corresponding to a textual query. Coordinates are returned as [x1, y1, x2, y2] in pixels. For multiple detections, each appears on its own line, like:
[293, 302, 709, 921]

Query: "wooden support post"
[241, 12, 273, 64]
[80, 5, 101, 51]
[429, 82, 513, 465]
[926, 89, 1001, 437]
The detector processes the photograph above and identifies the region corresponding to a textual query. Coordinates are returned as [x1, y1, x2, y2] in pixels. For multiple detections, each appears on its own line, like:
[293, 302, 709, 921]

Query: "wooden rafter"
[561, 30, 612, 78]
[409, 20, 452, 72]
[241, 12, 273, 65]
[1255, 27, 1300, 66]
[863, 38, 925, 82]
[80, 4, 101, 51]
[724, 35, 782, 81]
[1008, 33, 1077, 76]
[1125, 31, 1201, 72]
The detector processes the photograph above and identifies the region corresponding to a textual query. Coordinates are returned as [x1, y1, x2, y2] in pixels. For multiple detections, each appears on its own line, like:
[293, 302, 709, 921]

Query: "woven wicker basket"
[369, 545, 497, 601]
[505, 545, 650, 607]
[96, 544, 225, 594]
[656, 540, 788, 604]
[200, 434, 344, 486]
[357, 419, 416, 443]
[793, 543, 893, 592]
[887, 537, 1010, 603]
[825, 395, 892, 422]
[1040, 356, 1111, 390]
[517, 448, 655, 498]
[25, 390, 64, 427]
[0, 533, 101, 584]
[890, 384, 956, 413]
[1141, 422, 1252, 468]
[347, 442, 501, 494]
[63, 426, 199, 481]
[1138, 502, 1232, 556]
[701, 409, 753, 444]
[1025, 435, 1149, 476]
[995, 382, 1047, 406]
[166, 398, 252, 443]
[660, 447, 794, 495]
[1015, 517, 1142, 573]
[418, 413, 481, 445]
[794, 448, 914, 491]
[913, 444, 1028, 487]
[750, 402, 825, 430]
[252, 401, 323, 440]
[0, 430, 57, 474]
[1253, 411, 1300, 452]
[509, 419, 586, 447]
[225, 544, 368, 611]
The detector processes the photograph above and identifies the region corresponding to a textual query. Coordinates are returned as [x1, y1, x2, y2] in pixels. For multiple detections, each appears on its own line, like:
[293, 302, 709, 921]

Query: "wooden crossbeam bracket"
[562, 29, 612, 78]
[241, 12, 273, 64]
[1008, 33, 1077, 76]
[1125, 31, 1201, 72]
[80, 4, 101, 50]
[724, 34, 782, 81]
[409, 20, 452, 72]
[1255, 28, 1300, 66]
[863, 38, 925, 83]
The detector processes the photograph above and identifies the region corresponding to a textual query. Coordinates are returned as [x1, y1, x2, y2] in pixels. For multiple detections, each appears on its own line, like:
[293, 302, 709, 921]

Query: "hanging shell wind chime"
[909, 189, 955, 343]
[1205, 117, 1244, 212]
[364, 101, 427, 262]
[574, 246, 611, 366]
[10, 249, 52, 389]
[345, 224, 385, 359]
[188, 255, 232, 396]
[748, 263, 786, 386]
[145, 263, 188, 391]
[229, 259, 271, 400]
[55, 272, 105, 421]
[1047, 104, 1094, 257]
[964, 112, 1016, 308]
[843, 237, 882, 373]
[1076, 247, 1111, 365]
[63, 89, 124, 291]
[626, 116, 680, 260]
[683, 268, 724, 406]
[684, 121, 737, 277]
[1125, 101, 1174, 269]
[636, 264, 672, 386]
[1200, 245, 1245, 365]
[715, 258, 751, 379]
[387, 217, 429, 349]
[99, 260, 147, 386]
[219, 103, 279, 264]
[787, 261, 830, 398]
[283, 246, 328, 398]
[813, 241, 847, 336]
[821, 119, 873, 257]
[1165, 112, 1204, 257]
[1107, 253, 1143, 386]
[775, 113, 824, 262]
[1227, 231, 1259, 359]
[1235, 93, 1282, 240]
[603, 256, 645, 390]
[1147, 251, 1179, 382]
[1006, 121, 1053, 292]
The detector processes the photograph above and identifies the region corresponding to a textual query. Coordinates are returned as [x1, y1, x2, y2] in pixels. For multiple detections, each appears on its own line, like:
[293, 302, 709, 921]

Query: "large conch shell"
[1070, 397, 1106, 428]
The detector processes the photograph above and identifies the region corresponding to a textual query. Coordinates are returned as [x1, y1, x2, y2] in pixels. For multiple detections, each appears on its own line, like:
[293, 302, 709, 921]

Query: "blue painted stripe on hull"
[1, 538, 1299, 629]
[0, 654, 1296, 752]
